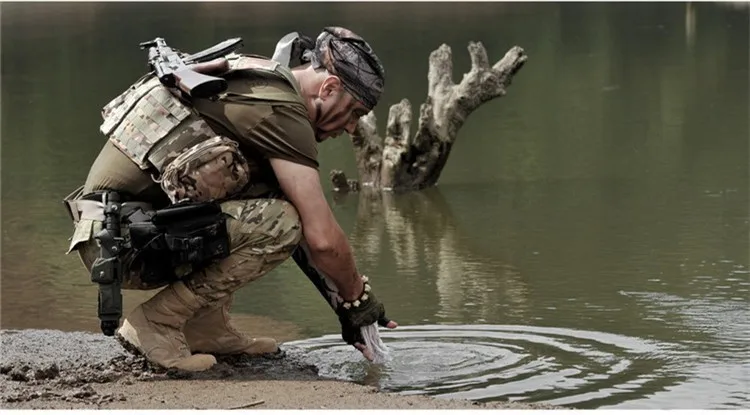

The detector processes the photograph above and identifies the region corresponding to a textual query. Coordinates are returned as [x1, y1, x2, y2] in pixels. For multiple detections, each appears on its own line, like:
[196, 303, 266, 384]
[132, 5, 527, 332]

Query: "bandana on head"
[306, 27, 385, 110]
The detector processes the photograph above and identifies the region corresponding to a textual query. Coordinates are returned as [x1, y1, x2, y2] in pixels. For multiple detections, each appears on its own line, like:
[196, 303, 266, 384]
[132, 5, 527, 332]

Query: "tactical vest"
[98, 54, 304, 203]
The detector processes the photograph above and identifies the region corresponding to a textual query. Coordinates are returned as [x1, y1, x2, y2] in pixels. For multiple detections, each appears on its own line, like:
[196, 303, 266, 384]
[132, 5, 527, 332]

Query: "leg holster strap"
[62, 186, 151, 223]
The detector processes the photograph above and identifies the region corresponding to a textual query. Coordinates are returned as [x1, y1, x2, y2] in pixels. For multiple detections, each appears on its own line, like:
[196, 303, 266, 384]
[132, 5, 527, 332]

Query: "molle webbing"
[100, 76, 215, 171]
[99, 56, 304, 174]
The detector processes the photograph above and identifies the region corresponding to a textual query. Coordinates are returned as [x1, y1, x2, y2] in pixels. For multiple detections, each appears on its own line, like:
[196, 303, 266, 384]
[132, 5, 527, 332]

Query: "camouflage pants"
[77, 198, 302, 300]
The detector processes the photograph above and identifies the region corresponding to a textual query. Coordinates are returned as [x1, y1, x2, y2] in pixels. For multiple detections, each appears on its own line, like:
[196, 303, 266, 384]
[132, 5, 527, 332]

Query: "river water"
[1, 2, 747, 409]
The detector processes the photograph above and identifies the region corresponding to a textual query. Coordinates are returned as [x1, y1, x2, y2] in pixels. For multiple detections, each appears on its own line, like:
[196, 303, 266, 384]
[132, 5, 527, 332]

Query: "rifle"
[139, 37, 243, 99]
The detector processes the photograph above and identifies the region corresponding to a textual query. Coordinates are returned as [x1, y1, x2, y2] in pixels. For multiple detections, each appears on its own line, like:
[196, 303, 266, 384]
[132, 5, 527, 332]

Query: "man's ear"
[319, 75, 343, 99]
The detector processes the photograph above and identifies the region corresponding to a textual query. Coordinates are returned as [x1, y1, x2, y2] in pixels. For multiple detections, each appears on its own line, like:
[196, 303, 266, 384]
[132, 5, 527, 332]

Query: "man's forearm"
[306, 233, 363, 301]
[265, 158, 366, 302]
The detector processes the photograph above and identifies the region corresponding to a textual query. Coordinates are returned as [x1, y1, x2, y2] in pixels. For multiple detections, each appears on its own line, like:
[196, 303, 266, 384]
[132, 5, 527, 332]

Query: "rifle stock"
[189, 57, 230, 75]
[173, 67, 227, 98]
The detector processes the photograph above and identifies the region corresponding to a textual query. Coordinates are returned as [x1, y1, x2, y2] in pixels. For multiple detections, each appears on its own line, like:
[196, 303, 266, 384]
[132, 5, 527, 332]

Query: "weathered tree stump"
[331, 42, 527, 193]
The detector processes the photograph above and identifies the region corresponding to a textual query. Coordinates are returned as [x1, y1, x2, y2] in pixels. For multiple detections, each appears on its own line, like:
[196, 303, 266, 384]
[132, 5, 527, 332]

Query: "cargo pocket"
[66, 219, 95, 254]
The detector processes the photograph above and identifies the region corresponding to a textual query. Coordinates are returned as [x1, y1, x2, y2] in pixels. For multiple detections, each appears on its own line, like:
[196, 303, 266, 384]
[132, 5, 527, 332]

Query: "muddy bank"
[0, 329, 560, 409]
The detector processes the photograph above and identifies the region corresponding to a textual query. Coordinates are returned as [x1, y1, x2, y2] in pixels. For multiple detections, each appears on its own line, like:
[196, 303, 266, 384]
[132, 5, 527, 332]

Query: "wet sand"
[0, 329, 561, 410]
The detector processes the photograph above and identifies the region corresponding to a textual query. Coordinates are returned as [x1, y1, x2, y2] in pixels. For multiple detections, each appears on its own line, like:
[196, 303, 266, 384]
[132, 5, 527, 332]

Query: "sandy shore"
[0, 329, 560, 410]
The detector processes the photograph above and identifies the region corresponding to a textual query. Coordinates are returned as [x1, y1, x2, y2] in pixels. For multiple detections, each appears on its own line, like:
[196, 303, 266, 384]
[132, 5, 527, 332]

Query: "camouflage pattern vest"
[98, 54, 303, 203]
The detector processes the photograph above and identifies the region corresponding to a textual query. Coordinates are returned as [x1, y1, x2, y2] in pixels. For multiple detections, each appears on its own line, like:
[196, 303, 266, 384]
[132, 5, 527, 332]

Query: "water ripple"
[285, 324, 678, 408]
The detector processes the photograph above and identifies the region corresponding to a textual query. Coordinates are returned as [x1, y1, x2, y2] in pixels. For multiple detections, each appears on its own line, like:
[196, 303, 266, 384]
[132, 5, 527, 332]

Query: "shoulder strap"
[221, 54, 304, 105]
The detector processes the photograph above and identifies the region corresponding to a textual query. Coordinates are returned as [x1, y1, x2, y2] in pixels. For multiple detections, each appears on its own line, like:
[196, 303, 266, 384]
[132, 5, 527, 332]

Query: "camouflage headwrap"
[307, 27, 385, 110]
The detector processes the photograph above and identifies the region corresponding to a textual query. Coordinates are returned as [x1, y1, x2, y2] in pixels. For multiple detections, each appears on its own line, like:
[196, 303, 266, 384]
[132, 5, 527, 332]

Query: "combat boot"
[116, 281, 217, 371]
[184, 294, 279, 356]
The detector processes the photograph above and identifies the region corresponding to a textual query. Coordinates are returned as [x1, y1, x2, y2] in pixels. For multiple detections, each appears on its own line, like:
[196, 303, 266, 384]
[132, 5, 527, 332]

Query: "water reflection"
[334, 188, 531, 323]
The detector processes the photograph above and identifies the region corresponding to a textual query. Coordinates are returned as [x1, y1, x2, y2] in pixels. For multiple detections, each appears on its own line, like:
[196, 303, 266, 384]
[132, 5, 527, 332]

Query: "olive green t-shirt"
[82, 67, 317, 203]
[192, 69, 319, 195]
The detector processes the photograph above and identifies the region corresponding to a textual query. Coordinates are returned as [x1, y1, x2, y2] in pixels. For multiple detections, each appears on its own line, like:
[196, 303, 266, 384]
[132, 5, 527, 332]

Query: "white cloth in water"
[361, 323, 390, 364]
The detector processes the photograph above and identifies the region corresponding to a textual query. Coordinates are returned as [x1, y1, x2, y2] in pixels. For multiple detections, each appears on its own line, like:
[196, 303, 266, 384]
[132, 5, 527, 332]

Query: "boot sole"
[191, 348, 286, 360]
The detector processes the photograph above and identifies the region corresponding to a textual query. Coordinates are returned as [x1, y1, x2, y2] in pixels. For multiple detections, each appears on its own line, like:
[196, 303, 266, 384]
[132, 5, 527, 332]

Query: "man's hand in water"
[336, 287, 398, 360]
[340, 315, 398, 361]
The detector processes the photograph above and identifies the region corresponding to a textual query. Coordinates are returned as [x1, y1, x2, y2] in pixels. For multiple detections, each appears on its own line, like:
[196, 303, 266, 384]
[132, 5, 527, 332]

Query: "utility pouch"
[128, 201, 230, 279]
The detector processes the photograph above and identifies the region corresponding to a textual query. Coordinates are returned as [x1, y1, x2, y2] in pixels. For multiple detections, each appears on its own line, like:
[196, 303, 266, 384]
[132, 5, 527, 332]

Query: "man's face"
[313, 76, 370, 143]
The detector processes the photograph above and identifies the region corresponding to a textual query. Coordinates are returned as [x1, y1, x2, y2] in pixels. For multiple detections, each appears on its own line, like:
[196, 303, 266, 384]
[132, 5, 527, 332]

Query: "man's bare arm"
[270, 157, 363, 301]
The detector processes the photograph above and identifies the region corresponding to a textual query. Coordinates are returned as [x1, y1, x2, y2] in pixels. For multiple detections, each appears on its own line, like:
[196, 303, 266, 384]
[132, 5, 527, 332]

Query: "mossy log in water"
[331, 42, 527, 193]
